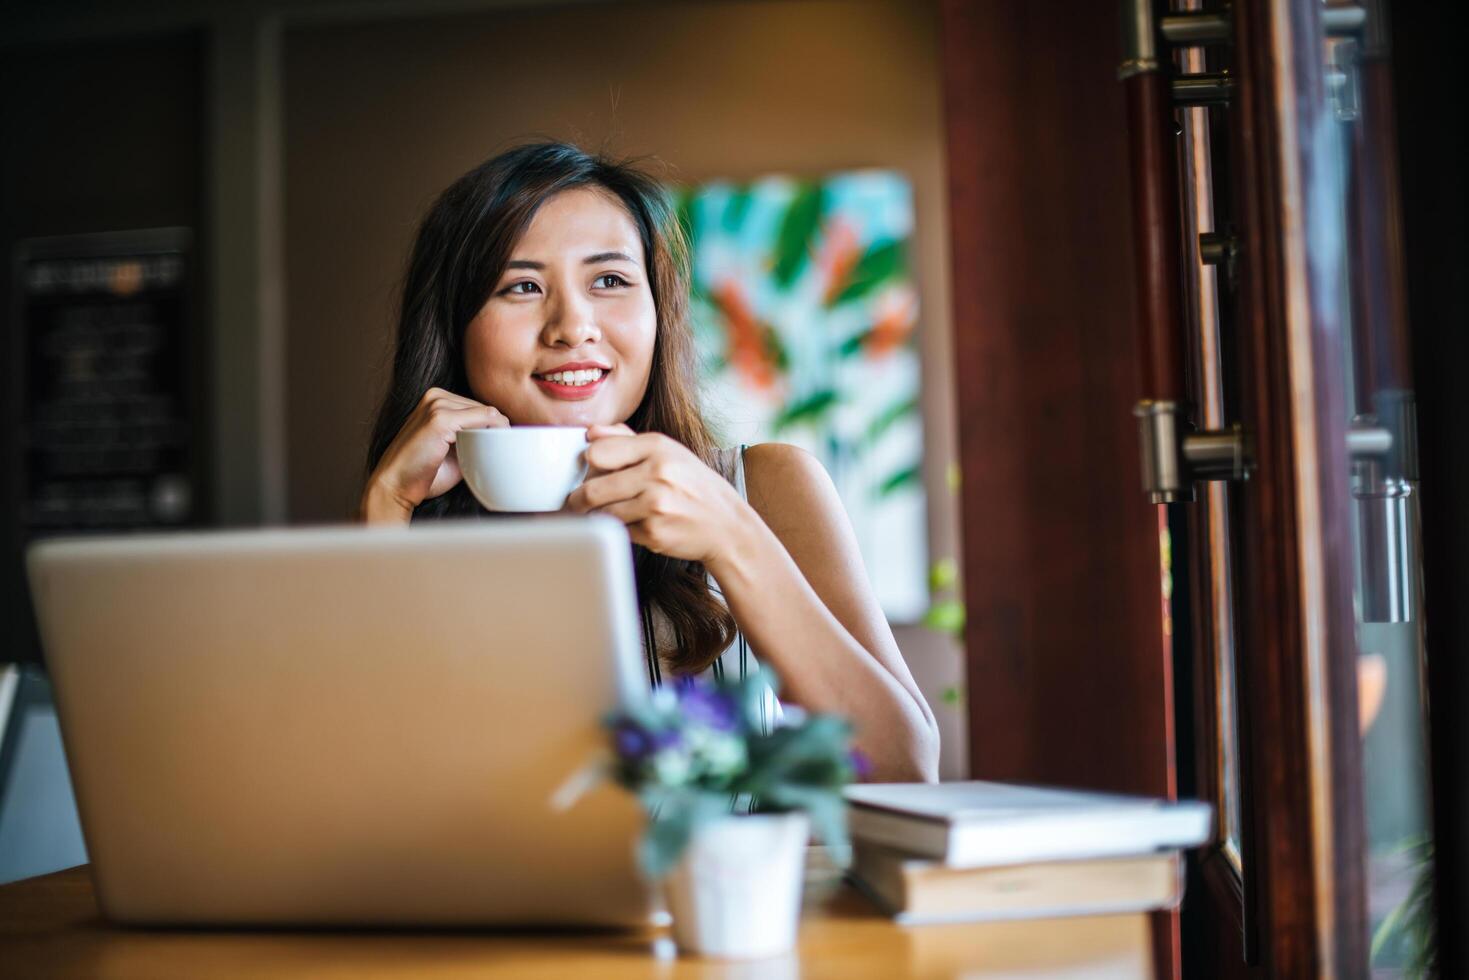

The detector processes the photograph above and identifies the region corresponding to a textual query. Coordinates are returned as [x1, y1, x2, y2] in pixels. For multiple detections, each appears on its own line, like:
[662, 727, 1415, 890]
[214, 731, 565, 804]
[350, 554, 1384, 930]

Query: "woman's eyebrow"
[504, 251, 639, 270]
[584, 251, 639, 266]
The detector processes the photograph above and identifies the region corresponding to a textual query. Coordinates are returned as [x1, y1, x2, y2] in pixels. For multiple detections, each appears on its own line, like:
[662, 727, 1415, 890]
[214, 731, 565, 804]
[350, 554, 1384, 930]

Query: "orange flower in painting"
[864, 285, 918, 358]
[713, 278, 777, 391]
[818, 218, 863, 306]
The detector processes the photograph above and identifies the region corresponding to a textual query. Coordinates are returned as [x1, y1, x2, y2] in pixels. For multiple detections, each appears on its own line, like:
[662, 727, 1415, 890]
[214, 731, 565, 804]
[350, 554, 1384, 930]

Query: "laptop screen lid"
[26, 516, 654, 927]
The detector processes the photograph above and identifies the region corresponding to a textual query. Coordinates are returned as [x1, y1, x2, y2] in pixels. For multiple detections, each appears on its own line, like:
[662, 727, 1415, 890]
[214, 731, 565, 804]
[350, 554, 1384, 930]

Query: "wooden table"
[0, 865, 1153, 978]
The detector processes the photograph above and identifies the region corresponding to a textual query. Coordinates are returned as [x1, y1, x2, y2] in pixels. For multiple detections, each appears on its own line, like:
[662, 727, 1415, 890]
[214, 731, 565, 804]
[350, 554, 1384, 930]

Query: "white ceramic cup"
[455, 426, 589, 513]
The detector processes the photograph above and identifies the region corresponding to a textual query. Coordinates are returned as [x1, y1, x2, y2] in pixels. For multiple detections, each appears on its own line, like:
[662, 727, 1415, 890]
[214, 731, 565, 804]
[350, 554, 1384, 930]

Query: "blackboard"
[14, 229, 202, 534]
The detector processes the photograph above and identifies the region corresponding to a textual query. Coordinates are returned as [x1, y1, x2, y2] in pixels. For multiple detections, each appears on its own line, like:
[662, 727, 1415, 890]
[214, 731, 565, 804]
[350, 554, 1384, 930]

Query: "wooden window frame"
[941, 0, 1370, 976]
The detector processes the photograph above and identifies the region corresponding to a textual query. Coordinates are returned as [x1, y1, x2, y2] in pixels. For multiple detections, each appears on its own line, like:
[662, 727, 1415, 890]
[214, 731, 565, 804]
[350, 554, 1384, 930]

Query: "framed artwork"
[677, 170, 927, 621]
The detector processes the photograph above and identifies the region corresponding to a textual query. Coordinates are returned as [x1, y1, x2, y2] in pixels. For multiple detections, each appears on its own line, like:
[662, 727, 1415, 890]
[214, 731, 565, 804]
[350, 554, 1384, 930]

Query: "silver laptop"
[25, 517, 655, 927]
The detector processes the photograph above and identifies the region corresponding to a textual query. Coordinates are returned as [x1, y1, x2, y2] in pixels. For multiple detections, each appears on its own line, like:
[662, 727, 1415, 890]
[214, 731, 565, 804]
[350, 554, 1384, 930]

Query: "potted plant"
[602, 668, 858, 959]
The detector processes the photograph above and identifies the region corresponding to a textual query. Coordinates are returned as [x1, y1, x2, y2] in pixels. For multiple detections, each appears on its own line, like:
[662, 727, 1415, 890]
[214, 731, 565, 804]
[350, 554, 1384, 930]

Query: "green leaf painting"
[722, 187, 754, 234]
[876, 464, 922, 499]
[826, 239, 905, 308]
[864, 396, 919, 448]
[836, 332, 865, 359]
[681, 170, 928, 621]
[772, 389, 839, 435]
[771, 182, 824, 288]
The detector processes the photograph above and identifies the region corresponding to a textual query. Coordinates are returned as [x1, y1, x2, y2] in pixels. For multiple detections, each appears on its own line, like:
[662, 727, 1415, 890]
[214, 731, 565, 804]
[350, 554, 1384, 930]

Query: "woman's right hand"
[360, 387, 508, 523]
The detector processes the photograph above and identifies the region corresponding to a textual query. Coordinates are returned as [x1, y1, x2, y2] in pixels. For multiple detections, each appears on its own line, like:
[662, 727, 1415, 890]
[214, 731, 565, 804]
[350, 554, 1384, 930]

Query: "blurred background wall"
[2, 0, 966, 778]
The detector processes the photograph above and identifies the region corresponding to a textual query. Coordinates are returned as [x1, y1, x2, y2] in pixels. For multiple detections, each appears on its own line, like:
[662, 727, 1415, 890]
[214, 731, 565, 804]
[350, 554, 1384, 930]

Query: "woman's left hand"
[564, 424, 752, 565]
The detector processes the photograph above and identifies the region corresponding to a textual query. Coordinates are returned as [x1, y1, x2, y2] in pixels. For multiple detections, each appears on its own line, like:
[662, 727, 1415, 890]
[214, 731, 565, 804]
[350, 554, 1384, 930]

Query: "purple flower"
[849, 747, 873, 781]
[613, 720, 655, 761]
[676, 685, 739, 732]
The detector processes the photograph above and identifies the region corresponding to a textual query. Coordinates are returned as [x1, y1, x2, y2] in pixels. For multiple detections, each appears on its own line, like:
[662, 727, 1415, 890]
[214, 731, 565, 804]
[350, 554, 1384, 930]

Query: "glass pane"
[1318, 4, 1434, 973]
[1210, 482, 1244, 868]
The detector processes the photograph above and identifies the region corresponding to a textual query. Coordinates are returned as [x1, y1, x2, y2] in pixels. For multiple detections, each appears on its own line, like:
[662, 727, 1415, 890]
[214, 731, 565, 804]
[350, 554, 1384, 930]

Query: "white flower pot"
[663, 812, 810, 959]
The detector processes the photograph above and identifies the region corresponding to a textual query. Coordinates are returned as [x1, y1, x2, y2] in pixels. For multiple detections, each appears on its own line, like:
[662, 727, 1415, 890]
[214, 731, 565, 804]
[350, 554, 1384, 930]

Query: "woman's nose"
[542, 291, 602, 348]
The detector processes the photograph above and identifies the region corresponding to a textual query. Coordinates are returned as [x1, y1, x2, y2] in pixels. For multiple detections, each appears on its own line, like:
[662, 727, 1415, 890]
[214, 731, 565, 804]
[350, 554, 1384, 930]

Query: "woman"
[361, 142, 938, 783]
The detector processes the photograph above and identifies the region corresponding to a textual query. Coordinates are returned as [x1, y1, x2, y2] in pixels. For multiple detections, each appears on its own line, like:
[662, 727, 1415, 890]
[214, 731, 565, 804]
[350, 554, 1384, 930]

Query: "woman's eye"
[594, 274, 629, 289]
[504, 281, 540, 295]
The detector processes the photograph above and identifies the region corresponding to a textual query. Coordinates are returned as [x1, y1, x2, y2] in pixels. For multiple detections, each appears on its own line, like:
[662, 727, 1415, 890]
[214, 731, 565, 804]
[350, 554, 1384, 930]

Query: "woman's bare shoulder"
[740, 443, 843, 535]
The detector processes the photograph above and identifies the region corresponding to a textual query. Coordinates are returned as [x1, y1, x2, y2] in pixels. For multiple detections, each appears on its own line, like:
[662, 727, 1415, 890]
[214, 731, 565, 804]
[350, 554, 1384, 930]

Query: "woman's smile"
[533, 362, 612, 400]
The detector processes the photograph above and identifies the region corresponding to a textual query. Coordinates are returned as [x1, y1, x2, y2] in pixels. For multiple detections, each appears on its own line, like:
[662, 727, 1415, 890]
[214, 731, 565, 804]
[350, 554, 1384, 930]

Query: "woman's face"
[463, 187, 657, 427]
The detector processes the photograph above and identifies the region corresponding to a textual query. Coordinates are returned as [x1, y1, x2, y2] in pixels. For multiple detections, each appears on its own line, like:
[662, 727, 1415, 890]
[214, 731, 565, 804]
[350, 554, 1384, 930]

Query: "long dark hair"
[367, 141, 736, 674]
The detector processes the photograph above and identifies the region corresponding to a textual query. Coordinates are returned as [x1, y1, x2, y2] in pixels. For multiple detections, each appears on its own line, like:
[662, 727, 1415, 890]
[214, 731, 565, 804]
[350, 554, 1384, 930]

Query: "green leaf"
[874, 463, 922, 499]
[865, 396, 920, 447]
[805, 794, 850, 860]
[826, 239, 905, 308]
[638, 790, 695, 878]
[755, 787, 849, 864]
[772, 389, 839, 434]
[771, 182, 825, 289]
[928, 558, 958, 593]
[743, 716, 854, 797]
[639, 790, 734, 879]
[922, 599, 966, 638]
[836, 332, 866, 359]
[941, 684, 964, 707]
[722, 187, 753, 234]
[1370, 836, 1436, 974]
[766, 325, 791, 372]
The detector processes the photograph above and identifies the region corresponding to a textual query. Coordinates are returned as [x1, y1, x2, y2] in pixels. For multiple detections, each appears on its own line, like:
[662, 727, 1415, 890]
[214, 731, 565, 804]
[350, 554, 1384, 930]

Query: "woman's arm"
[566, 428, 940, 782]
[708, 443, 940, 783]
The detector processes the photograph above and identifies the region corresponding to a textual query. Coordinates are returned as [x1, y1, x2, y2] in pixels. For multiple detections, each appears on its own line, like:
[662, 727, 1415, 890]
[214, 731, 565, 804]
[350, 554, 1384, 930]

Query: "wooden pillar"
[938, 1, 1178, 974]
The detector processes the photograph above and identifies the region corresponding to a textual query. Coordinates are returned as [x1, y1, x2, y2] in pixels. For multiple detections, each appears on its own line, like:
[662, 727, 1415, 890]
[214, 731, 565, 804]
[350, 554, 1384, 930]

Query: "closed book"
[844, 781, 1211, 868]
[850, 841, 1183, 925]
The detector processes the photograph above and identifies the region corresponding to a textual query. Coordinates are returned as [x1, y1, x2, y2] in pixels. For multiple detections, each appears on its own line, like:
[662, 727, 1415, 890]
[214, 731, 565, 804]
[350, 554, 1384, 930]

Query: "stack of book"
[843, 781, 1212, 925]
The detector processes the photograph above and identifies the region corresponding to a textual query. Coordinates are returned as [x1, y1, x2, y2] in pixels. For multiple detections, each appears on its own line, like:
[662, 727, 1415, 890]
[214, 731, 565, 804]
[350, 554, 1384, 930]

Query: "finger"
[425, 446, 464, 499]
[384, 397, 493, 459]
[623, 520, 666, 554]
[585, 432, 663, 473]
[565, 462, 653, 513]
[592, 496, 654, 526]
[581, 424, 630, 476]
[586, 423, 636, 441]
[417, 387, 486, 415]
[435, 405, 508, 440]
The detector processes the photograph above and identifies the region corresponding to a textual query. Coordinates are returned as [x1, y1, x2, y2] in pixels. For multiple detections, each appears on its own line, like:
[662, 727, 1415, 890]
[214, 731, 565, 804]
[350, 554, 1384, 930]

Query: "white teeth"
[541, 368, 605, 386]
